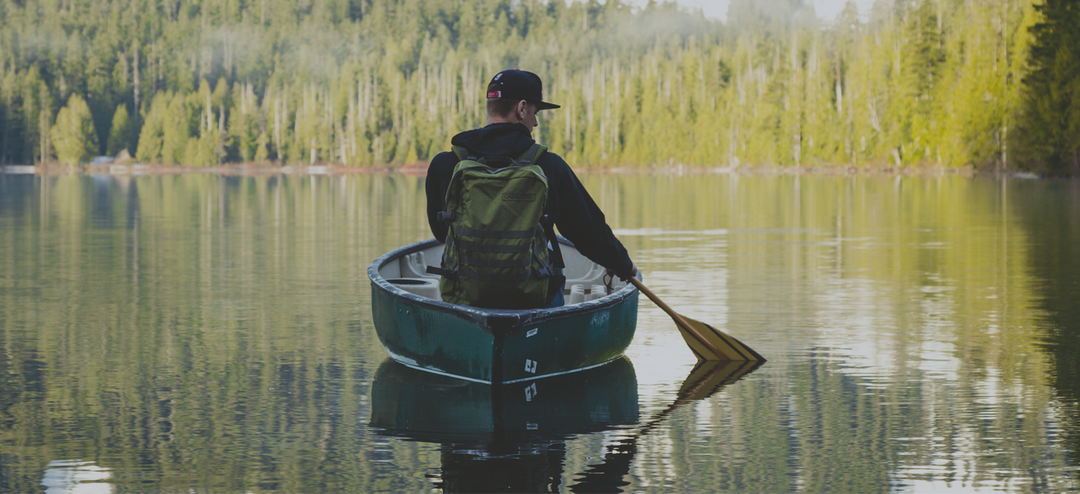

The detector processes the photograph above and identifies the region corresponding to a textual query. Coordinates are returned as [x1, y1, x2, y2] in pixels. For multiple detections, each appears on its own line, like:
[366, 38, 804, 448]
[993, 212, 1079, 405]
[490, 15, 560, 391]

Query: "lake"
[1, 171, 1078, 492]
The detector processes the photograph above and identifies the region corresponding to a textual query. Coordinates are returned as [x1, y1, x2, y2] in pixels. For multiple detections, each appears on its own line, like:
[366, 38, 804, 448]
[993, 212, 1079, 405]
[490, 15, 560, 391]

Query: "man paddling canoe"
[425, 69, 637, 309]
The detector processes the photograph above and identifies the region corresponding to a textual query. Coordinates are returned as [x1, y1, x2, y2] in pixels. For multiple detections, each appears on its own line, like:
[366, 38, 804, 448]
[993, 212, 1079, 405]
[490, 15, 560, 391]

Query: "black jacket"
[426, 123, 634, 277]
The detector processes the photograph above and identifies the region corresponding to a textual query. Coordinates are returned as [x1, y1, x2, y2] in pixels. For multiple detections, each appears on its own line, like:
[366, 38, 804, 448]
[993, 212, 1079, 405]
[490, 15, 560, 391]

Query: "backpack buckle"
[437, 211, 455, 223]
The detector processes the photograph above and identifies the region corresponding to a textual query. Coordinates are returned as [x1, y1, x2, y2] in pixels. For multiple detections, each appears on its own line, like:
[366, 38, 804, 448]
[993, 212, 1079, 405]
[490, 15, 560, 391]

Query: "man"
[426, 69, 637, 308]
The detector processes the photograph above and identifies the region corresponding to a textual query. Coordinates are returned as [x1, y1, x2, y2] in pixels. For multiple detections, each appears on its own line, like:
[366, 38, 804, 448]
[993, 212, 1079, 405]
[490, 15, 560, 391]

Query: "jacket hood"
[450, 123, 536, 158]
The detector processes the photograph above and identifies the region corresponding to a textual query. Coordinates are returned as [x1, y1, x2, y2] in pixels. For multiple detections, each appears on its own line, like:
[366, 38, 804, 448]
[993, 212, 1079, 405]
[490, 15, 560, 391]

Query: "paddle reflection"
[570, 360, 763, 492]
[369, 358, 639, 492]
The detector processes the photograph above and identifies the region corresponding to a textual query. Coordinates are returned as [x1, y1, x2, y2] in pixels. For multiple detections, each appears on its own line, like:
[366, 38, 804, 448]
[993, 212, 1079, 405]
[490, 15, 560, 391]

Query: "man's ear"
[516, 100, 528, 120]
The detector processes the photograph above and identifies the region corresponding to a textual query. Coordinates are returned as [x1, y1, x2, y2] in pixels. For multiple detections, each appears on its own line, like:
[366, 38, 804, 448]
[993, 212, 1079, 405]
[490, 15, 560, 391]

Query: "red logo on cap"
[487, 91, 501, 98]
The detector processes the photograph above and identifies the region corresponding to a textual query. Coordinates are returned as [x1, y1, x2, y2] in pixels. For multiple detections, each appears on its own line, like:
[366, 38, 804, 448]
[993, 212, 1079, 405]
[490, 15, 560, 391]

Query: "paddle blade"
[677, 360, 763, 401]
[627, 277, 764, 362]
[674, 315, 765, 362]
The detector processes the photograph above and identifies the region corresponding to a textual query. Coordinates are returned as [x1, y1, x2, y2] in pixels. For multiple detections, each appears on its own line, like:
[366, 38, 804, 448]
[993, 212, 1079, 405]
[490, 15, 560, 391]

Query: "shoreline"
[0, 161, 1047, 179]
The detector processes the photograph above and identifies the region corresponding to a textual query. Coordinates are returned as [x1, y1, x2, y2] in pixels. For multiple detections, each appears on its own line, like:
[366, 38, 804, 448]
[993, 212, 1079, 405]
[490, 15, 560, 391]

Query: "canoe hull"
[369, 239, 639, 384]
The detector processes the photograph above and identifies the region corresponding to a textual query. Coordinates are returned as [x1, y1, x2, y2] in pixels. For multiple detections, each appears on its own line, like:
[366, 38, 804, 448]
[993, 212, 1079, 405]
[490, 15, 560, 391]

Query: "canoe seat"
[401, 251, 440, 279]
[387, 277, 441, 300]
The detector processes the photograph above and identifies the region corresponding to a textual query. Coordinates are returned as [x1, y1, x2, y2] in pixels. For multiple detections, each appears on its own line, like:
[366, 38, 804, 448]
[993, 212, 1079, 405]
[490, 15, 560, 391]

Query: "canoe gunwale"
[368, 238, 640, 335]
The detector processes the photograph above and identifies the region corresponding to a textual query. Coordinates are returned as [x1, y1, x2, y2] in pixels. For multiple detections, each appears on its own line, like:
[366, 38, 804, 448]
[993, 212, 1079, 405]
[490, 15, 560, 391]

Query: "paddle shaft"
[628, 277, 727, 359]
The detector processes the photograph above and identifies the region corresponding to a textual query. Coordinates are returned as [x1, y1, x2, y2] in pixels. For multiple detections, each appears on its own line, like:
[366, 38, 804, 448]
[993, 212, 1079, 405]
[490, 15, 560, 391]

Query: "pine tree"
[901, 0, 945, 164]
[1013, 0, 1080, 174]
[0, 0, 1054, 171]
[136, 93, 169, 163]
[50, 94, 98, 165]
[107, 104, 135, 156]
[160, 92, 193, 165]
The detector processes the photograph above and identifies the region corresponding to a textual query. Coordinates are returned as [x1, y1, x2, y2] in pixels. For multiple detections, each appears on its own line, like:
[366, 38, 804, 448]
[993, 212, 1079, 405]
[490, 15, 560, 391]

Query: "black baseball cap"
[487, 70, 560, 110]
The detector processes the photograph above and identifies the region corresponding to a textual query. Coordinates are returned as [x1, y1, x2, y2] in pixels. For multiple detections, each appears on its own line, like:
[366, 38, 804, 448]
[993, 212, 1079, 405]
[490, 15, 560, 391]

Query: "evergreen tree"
[50, 94, 98, 165]
[901, 0, 945, 164]
[160, 92, 193, 165]
[107, 104, 136, 156]
[0, 0, 1060, 171]
[1014, 0, 1080, 174]
[136, 93, 169, 163]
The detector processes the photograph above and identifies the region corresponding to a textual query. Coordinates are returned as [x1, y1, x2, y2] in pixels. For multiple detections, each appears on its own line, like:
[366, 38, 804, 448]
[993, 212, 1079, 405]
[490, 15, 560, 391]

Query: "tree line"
[0, 0, 1077, 174]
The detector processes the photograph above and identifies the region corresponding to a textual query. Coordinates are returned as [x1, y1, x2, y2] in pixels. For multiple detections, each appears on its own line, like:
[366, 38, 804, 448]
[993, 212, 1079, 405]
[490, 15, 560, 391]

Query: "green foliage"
[227, 82, 263, 162]
[1, 67, 54, 164]
[1013, 0, 1080, 174]
[0, 0, 1065, 171]
[161, 92, 193, 165]
[107, 104, 136, 156]
[49, 93, 98, 165]
[136, 93, 168, 163]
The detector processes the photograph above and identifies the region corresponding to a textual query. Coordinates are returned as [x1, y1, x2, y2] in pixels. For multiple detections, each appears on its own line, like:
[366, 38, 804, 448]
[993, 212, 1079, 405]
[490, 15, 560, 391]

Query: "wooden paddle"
[629, 277, 765, 362]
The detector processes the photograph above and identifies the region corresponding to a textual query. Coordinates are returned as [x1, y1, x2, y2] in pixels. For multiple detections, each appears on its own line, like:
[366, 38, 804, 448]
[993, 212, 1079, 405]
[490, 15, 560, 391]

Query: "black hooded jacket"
[426, 123, 634, 277]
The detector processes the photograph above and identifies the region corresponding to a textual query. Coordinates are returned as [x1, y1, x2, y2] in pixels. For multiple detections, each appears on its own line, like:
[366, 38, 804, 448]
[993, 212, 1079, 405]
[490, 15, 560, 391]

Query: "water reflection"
[1007, 178, 1080, 473]
[41, 460, 112, 494]
[370, 358, 639, 492]
[370, 357, 763, 492]
[570, 360, 761, 493]
[2, 173, 1080, 492]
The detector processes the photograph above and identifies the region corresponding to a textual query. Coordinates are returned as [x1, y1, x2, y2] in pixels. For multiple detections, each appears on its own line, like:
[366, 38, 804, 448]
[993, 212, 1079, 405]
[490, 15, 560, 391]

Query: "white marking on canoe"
[384, 350, 418, 367]
[525, 383, 538, 401]
[526, 328, 538, 337]
[385, 349, 624, 386]
[524, 359, 537, 373]
[502, 359, 619, 384]
[400, 364, 491, 384]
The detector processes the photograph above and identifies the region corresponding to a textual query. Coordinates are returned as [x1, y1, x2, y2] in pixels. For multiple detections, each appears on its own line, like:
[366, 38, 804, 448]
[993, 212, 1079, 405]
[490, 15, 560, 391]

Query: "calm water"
[1, 172, 1079, 493]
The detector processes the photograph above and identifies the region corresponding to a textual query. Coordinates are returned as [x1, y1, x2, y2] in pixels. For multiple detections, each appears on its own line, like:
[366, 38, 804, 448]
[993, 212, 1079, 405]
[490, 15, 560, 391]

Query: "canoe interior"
[376, 239, 629, 304]
[369, 238, 639, 385]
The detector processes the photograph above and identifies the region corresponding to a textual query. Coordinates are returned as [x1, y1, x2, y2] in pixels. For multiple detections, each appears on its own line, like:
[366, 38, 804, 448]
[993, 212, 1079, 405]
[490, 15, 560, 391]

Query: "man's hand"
[606, 263, 638, 282]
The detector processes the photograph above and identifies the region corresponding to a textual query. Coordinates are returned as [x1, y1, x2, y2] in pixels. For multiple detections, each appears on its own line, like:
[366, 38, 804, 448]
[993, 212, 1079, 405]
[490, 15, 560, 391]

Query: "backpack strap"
[453, 143, 545, 165]
[439, 146, 477, 224]
[541, 215, 565, 270]
[517, 143, 547, 165]
[426, 265, 456, 278]
[517, 144, 564, 271]
[451, 145, 471, 161]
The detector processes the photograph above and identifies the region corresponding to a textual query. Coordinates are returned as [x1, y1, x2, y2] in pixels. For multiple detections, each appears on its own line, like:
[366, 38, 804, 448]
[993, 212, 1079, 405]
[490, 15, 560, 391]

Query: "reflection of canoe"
[369, 356, 639, 444]
[370, 357, 639, 493]
[368, 238, 639, 384]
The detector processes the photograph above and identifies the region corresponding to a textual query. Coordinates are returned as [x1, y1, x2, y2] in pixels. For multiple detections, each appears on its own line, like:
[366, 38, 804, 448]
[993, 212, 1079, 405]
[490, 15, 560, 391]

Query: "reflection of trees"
[591, 174, 1073, 491]
[1007, 178, 1080, 468]
[2, 174, 1079, 491]
[0, 174, 430, 492]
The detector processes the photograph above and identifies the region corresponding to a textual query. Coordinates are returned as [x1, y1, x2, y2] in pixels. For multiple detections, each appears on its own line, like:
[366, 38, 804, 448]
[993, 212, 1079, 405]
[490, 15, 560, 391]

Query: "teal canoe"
[368, 238, 639, 384]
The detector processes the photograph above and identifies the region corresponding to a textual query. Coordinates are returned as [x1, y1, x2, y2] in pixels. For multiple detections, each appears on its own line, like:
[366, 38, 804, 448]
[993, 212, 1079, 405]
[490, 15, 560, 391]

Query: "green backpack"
[432, 143, 564, 309]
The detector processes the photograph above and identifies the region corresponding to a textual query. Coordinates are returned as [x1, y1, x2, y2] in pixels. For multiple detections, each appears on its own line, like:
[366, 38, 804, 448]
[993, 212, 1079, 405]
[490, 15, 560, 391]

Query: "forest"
[0, 0, 1078, 174]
